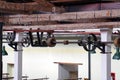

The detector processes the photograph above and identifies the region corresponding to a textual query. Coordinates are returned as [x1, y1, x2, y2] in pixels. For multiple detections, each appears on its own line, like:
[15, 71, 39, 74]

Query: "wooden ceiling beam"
[3, 22, 120, 30]
[49, 0, 84, 3]
[0, 0, 55, 14]
[4, 9, 120, 24]
[48, 0, 116, 6]
[49, 0, 116, 3]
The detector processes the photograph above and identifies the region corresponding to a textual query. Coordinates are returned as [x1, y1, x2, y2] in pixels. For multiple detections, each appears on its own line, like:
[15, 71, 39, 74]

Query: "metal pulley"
[46, 37, 56, 47]
[21, 36, 30, 47]
[63, 40, 69, 45]
[6, 31, 16, 42]
[78, 39, 83, 46]
[114, 37, 120, 47]
[82, 33, 97, 52]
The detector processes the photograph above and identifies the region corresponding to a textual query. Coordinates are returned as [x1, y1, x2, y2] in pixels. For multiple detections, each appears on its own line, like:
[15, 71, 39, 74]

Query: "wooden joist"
[49, 0, 84, 3]
[5, 9, 120, 24]
[0, 1, 33, 13]
[48, 0, 118, 6]
[3, 22, 120, 30]
[0, 0, 54, 14]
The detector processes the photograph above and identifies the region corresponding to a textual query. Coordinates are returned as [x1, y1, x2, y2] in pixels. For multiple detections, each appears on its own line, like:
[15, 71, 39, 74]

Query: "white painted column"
[14, 32, 23, 80]
[100, 28, 112, 80]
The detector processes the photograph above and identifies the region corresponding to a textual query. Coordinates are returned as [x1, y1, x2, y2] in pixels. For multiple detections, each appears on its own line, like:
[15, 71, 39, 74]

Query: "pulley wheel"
[46, 38, 56, 47]
[78, 40, 83, 46]
[63, 40, 69, 45]
[82, 33, 97, 51]
[22, 37, 30, 47]
[6, 32, 16, 42]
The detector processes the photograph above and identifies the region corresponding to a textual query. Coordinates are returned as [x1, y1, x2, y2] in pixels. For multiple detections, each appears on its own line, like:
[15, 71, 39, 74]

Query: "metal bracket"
[95, 41, 105, 53]
[79, 33, 105, 53]
[8, 42, 18, 51]
[6, 31, 16, 42]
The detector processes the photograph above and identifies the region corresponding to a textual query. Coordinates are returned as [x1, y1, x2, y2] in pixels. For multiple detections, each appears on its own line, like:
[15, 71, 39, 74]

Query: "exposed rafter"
[2, 0, 34, 3]
[48, 0, 116, 6]
[3, 22, 120, 30]
[0, 1, 120, 31]
[2, 9, 120, 25]
[0, 0, 56, 14]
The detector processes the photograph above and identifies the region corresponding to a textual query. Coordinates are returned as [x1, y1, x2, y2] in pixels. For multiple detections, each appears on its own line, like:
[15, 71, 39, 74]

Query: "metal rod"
[0, 22, 3, 80]
[88, 46, 91, 80]
[2, 41, 114, 44]
[88, 36, 91, 80]
[2, 41, 27, 43]
[54, 41, 113, 44]
[56, 41, 78, 44]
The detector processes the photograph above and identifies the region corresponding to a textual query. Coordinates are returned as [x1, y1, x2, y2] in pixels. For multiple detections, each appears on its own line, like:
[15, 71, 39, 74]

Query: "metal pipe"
[88, 40, 91, 80]
[88, 50, 91, 80]
[2, 40, 113, 44]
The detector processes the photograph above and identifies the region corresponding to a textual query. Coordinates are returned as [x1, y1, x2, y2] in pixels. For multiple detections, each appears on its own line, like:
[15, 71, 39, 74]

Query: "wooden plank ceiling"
[0, 0, 119, 14]
[48, 0, 117, 6]
[0, 0, 120, 30]
[0, 0, 55, 14]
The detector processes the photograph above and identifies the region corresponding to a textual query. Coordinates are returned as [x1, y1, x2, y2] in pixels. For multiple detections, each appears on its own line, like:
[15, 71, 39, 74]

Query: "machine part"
[46, 37, 56, 47]
[95, 41, 105, 53]
[6, 31, 16, 42]
[21, 37, 30, 47]
[47, 32, 53, 38]
[42, 41, 48, 46]
[28, 31, 48, 47]
[29, 31, 36, 47]
[78, 39, 83, 46]
[37, 31, 43, 46]
[8, 42, 18, 51]
[63, 40, 69, 45]
[82, 33, 97, 52]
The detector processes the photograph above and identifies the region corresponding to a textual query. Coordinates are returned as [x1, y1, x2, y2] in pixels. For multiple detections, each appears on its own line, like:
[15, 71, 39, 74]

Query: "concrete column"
[14, 32, 23, 80]
[100, 28, 112, 80]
